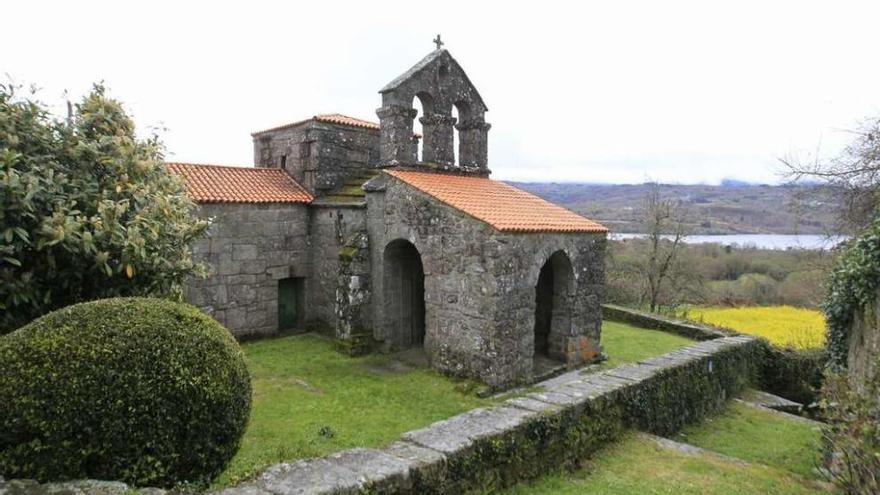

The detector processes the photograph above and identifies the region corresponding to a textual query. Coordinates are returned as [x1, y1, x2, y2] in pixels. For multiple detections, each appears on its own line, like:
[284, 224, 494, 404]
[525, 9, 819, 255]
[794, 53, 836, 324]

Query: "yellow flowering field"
[681, 306, 826, 350]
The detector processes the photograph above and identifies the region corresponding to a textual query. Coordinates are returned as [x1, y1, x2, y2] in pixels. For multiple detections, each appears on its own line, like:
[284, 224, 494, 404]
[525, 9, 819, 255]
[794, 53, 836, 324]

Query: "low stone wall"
[214, 335, 760, 494]
[602, 304, 733, 341]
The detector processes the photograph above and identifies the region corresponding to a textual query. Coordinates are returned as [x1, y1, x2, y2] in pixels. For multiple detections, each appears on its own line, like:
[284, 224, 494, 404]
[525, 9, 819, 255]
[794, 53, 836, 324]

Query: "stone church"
[168, 46, 608, 387]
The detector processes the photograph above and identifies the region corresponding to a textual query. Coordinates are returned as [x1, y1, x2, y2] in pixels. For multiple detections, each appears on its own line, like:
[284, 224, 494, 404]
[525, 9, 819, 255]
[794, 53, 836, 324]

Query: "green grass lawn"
[506, 432, 831, 495]
[215, 320, 695, 487]
[508, 401, 831, 494]
[214, 334, 491, 486]
[675, 401, 823, 479]
[599, 320, 695, 369]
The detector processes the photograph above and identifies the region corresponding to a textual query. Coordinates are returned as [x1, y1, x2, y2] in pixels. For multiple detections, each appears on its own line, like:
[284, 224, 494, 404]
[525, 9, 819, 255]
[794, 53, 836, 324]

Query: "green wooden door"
[278, 278, 300, 330]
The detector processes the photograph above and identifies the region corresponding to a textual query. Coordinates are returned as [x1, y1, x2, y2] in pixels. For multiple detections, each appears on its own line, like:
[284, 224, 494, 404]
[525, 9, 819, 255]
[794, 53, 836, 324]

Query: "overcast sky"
[3, 1, 879, 184]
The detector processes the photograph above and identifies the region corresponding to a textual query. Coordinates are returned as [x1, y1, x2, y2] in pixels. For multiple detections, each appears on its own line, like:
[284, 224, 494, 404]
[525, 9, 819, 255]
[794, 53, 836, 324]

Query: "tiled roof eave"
[384, 169, 608, 234]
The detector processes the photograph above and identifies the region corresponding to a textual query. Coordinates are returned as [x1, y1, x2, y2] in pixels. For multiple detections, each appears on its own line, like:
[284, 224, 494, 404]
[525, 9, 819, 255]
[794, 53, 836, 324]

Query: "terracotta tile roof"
[252, 113, 380, 136]
[166, 162, 313, 204]
[385, 169, 608, 233]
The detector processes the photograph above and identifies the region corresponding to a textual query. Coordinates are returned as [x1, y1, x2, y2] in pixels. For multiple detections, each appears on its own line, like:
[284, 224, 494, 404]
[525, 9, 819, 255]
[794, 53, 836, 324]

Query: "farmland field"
[681, 306, 825, 349]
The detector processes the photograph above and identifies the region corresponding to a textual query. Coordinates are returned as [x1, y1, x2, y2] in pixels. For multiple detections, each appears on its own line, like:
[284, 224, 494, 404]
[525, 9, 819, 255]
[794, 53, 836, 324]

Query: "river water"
[610, 233, 847, 250]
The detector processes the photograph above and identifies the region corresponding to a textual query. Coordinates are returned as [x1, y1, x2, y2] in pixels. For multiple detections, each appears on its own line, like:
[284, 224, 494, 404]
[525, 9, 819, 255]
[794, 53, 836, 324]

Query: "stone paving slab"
[256, 458, 360, 495]
[505, 396, 564, 413]
[605, 363, 661, 382]
[637, 432, 751, 466]
[402, 406, 534, 455]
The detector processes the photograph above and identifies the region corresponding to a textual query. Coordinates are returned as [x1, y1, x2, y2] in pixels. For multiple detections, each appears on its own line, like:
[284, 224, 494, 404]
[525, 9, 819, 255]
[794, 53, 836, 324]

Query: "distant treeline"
[513, 182, 838, 235]
[606, 239, 835, 309]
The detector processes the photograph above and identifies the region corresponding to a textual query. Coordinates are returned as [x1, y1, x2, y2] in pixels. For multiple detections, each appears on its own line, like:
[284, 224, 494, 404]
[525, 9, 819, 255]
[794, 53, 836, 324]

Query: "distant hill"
[511, 182, 836, 235]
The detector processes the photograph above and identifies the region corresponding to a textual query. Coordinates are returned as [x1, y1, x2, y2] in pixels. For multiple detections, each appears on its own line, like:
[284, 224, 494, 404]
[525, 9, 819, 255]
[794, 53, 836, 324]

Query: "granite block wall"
[253, 121, 379, 194]
[186, 203, 309, 338]
[365, 174, 605, 387]
[305, 205, 369, 333]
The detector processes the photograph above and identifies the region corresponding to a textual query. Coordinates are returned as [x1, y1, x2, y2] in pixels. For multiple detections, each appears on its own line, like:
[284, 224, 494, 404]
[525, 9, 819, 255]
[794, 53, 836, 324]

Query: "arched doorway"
[383, 239, 426, 348]
[534, 251, 574, 361]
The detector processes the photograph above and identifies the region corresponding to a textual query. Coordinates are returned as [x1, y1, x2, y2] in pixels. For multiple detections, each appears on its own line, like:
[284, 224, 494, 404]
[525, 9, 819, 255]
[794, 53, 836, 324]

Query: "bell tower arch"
[376, 42, 491, 175]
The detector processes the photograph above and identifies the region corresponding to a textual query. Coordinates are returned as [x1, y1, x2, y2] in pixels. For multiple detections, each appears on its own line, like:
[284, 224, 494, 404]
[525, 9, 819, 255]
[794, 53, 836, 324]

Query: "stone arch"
[378, 49, 489, 171]
[453, 100, 472, 167]
[534, 250, 575, 361]
[383, 239, 426, 349]
[412, 92, 434, 162]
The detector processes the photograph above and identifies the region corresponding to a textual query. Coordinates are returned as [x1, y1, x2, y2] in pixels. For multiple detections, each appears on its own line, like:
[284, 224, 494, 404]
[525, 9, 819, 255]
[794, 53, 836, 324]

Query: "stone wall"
[365, 174, 605, 387]
[848, 290, 880, 389]
[211, 335, 760, 495]
[602, 304, 733, 341]
[490, 229, 606, 383]
[365, 175, 498, 381]
[252, 121, 379, 195]
[187, 203, 309, 339]
[305, 205, 370, 334]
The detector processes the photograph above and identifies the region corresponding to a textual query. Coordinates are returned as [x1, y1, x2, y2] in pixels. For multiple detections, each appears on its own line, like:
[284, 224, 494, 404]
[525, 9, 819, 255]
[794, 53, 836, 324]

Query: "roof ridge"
[165, 161, 270, 171]
[251, 113, 381, 136]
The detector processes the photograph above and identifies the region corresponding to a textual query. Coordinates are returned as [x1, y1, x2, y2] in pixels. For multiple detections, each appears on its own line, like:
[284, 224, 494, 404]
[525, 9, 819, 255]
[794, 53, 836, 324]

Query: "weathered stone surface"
[738, 390, 804, 415]
[0, 478, 159, 495]
[252, 119, 380, 195]
[366, 176, 605, 387]
[186, 203, 309, 338]
[382, 441, 447, 491]
[378, 50, 489, 171]
[255, 458, 360, 495]
[505, 396, 563, 413]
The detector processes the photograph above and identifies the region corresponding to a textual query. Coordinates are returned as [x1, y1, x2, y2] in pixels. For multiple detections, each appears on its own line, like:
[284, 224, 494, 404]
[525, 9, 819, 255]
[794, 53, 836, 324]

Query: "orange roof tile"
[166, 162, 313, 204]
[252, 113, 380, 136]
[385, 169, 608, 233]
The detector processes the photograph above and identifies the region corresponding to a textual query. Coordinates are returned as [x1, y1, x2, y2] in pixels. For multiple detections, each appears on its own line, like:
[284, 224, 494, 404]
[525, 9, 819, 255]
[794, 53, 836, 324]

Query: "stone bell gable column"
[456, 118, 491, 171]
[420, 112, 457, 165]
[377, 105, 418, 165]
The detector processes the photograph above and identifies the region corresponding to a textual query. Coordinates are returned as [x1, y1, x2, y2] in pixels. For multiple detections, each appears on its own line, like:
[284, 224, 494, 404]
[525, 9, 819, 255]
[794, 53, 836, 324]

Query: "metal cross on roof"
[433, 34, 444, 50]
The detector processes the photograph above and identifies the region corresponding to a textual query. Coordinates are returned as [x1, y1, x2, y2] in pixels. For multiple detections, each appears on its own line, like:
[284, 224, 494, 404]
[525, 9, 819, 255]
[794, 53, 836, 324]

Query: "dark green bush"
[759, 344, 827, 406]
[0, 297, 251, 488]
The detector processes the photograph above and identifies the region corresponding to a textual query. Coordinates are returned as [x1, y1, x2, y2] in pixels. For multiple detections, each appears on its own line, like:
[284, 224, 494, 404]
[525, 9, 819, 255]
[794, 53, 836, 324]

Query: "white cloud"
[3, 0, 879, 184]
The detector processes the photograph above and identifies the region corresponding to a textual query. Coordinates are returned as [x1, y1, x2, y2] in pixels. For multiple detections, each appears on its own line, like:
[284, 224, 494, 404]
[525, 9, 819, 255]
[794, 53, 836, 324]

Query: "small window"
[279, 154, 287, 168]
[278, 277, 304, 331]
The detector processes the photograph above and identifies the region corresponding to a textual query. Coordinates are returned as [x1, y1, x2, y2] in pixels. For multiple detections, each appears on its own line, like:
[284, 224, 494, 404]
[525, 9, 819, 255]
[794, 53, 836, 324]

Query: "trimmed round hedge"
[0, 297, 252, 487]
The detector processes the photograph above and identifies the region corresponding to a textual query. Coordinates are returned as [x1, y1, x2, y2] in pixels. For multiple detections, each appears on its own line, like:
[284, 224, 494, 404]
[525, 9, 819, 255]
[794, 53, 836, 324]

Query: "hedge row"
[604, 305, 826, 406]
[405, 338, 761, 493]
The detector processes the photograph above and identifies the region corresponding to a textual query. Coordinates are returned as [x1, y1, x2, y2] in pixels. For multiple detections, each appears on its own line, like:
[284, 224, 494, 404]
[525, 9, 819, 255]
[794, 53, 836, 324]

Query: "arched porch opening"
[383, 239, 426, 349]
[534, 250, 574, 362]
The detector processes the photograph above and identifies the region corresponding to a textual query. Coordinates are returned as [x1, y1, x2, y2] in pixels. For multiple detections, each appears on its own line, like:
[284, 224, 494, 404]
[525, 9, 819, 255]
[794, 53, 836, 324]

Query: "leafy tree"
[0, 83, 208, 332]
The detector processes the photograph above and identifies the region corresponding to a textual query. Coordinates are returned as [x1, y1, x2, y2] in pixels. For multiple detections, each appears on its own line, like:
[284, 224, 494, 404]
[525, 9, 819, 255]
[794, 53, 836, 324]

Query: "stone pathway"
[638, 432, 752, 466]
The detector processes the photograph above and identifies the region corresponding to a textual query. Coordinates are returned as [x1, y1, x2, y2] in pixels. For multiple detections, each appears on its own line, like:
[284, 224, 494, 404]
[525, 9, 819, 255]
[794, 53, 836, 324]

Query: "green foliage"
[759, 345, 827, 406]
[620, 341, 763, 436]
[0, 84, 209, 333]
[607, 239, 833, 310]
[0, 297, 251, 488]
[823, 215, 880, 368]
[819, 366, 880, 494]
